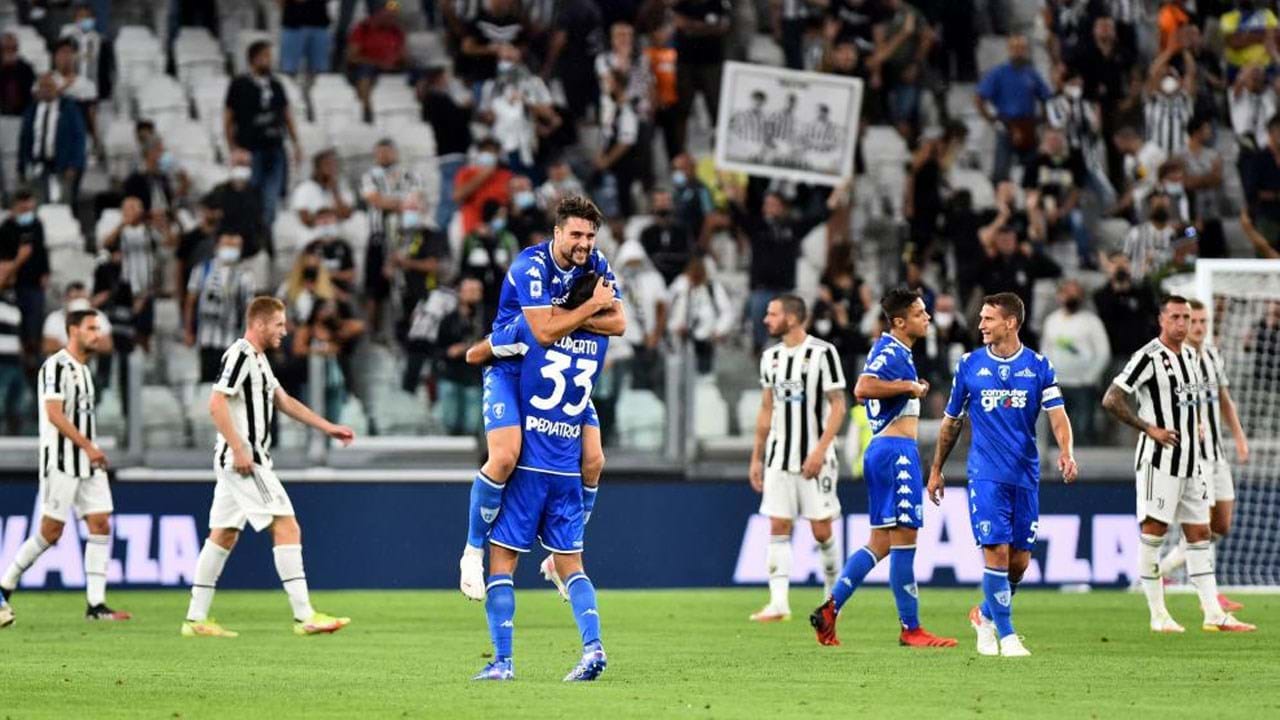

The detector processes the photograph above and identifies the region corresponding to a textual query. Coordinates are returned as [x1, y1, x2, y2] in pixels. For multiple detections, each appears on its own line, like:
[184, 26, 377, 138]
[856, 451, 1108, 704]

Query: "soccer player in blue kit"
[927, 293, 1078, 658]
[458, 197, 624, 601]
[810, 288, 957, 648]
[464, 291, 611, 682]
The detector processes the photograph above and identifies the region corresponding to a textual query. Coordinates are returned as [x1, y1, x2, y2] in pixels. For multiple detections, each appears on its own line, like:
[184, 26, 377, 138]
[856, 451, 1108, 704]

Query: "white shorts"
[38, 468, 113, 522]
[1206, 458, 1235, 504]
[760, 456, 841, 521]
[210, 464, 295, 532]
[1135, 463, 1209, 526]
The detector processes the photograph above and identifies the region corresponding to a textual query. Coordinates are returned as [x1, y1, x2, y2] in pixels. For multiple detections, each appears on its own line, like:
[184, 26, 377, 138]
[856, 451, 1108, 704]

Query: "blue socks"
[466, 472, 505, 549]
[979, 578, 1018, 628]
[831, 546, 881, 612]
[889, 545, 919, 630]
[485, 574, 515, 660]
[582, 485, 598, 525]
[982, 568, 1016, 638]
[565, 572, 601, 647]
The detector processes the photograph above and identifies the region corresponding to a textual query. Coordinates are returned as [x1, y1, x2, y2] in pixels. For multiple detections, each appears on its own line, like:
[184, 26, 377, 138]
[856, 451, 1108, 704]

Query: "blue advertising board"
[0, 477, 1143, 591]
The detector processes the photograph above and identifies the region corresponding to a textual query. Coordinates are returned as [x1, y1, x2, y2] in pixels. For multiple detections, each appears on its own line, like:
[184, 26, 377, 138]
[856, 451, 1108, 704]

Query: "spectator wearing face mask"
[309, 208, 357, 301]
[911, 292, 970, 401]
[207, 149, 269, 263]
[809, 243, 873, 386]
[433, 276, 487, 436]
[60, 4, 110, 99]
[361, 138, 425, 337]
[535, 157, 585, 213]
[1122, 191, 1184, 283]
[977, 214, 1062, 348]
[224, 41, 303, 229]
[613, 240, 669, 393]
[293, 297, 365, 422]
[0, 189, 50, 358]
[454, 138, 513, 236]
[391, 193, 451, 340]
[123, 138, 177, 215]
[459, 199, 520, 323]
[279, 243, 336, 331]
[1143, 40, 1196, 156]
[505, 175, 546, 247]
[183, 230, 254, 383]
[90, 243, 138, 413]
[1023, 127, 1093, 269]
[639, 188, 694, 286]
[100, 196, 171, 353]
[175, 198, 220, 306]
[668, 253, 734, 375]
[1041, 279, 1110, 444]
[669, 153, 714, 243]
[1047, 65, 1114, 209]
[291, 148, 355, 229]
[1093, 250, 1158, 375]
[478, 43, 559, 183]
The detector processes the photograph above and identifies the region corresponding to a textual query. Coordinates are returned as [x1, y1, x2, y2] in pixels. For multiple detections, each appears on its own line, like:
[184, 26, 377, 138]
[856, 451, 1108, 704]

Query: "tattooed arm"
[926, 414, 965, 505]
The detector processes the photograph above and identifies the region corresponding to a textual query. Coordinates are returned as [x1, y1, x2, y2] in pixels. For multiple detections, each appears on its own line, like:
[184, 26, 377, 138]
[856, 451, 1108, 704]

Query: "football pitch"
[4, 588, 1278, 719]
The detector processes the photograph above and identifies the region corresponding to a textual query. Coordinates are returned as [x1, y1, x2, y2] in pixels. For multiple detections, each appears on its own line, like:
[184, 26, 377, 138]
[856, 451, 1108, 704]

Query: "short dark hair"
[54, 37, 78, 53]
[65, 309, 95, 333]
[773, 294, 807, 323]
[555, 195, 603, 231]
[135, 119, 155, 135]
[1161, 294, 1189, 310]
[246, 40, 272, 65]
[1188, 298, 1206, 311]
[1187, 113, 1213, 135]
[64, 280, 85, 296]
[983, 292, 1026, 327]
[11, 188, 33, 205]
[881, 287, 921, 327]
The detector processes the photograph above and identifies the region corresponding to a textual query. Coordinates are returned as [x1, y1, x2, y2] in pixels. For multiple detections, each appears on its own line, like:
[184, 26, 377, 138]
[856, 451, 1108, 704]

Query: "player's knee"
[209, 528, 239, 550]
[85, 514, 111, 536]
[553, 552, 584, 579]
[39, 518, 65, 544]
[769, 518, 793, 536]
[1183, 524, 1212, 543]
[811, 523, 833, 544]
[271, 516, 302, 545]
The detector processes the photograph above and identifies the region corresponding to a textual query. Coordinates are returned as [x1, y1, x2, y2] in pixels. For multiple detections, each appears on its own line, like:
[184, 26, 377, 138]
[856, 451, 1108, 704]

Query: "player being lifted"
[459, 196, 624, 601]
[181, 297, 356, 638]
[1157, 299, 1248, 613]
[1102, 296, 1254, 633]
[929, 293, 1077, 657]
[1, 309, 130, 622]
[465, 274, 612, 681]
[810, 288, 956, 648]
[747, 296, 846, 623]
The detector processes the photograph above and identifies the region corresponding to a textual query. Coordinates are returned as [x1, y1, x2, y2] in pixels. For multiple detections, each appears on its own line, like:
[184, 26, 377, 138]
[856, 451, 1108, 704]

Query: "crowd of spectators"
[0, 0, 1276, 445]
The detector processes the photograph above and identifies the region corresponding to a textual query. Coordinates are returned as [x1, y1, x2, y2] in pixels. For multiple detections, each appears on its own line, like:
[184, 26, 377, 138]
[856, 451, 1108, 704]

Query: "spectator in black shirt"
[0, 33, 34, 118]
[809, 242, 872, 384]
[670, 153, 714, 242]
[123, 137, 175, 215]
[540, 0, 604, 119]
[1071, 16, 1131, 181]
[207, 149, 269, 263]
[175, 198, 219, 305]
[1093, 251, 1158, 368]
[639, 188, 695, 285]
[0, 189, 49, 356]
[90, 245, 136, 414]
[435, 276, 487, 436]
[672, 0, 732, 156]
[977, 216, 1062, 348]
[224, 40, 302, 230]
[419, 63, 474, 231]
[458, 0, 527, 86]
[826, 0, 885, 49]
[506, 175, 547, 248]
[1252, 115, 1280, 240]
[308, 209, 357, 301]
[1022, 127, 1093, 267]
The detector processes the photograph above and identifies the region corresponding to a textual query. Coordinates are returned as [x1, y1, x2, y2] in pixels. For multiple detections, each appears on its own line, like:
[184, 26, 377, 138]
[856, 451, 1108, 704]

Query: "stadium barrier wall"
[0, 477, 1141, 590]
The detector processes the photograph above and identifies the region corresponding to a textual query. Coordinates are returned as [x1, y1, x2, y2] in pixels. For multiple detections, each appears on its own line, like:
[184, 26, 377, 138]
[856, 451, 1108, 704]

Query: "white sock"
[817, 538, 839, 596]
[1158, 539, 1187, 578]
[1139, 533, 1168, 619]
[186, 540, 231, 622]
[766, 535, 792, 613]
[273, 544, 315, 621]
[2, 535, 52, 590]
[1186, 540, 1225, 625]
[84, 534, 111, 606]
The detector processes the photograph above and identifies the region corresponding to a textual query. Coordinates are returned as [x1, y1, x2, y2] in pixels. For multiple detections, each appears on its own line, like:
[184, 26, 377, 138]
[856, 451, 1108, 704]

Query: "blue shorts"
[968, 479, 1039, 550]
[865, 436, 924, 529]
[279, 26, 331, 75]
[489, 467, 584, 554]
[482, 362, 598, 432]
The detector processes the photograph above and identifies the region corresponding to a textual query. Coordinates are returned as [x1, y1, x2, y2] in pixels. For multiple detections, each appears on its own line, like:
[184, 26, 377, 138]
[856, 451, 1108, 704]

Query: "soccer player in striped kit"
[1103, 295, 1254, 633]
[1, 309, 130, 622]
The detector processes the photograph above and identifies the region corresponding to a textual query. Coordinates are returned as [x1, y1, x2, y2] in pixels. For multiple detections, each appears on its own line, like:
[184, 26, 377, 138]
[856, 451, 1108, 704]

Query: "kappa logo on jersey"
[897, 513, 913, 523]
[897, 499, 912, 509]
[897, 484, 912, 495]
[581, 608, 599, 617]
[500, 620, 514, 628]
[896, 455, 911, 466]
[1015, 368, 1037, 378]
[976, 367, 992, 377]
[525, 267, 542, 278]
[998, 365, 1011, 381]
[896, 470, 911, 480]
[530, 255, 546, 267]
[979, 388, 1029, 412]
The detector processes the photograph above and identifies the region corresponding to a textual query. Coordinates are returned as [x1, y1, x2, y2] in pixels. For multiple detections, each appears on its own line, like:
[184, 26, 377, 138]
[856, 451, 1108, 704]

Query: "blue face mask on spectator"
[514, 191, 535, 210]
[78, 17, 95, 32]
[159, 152, 176, 173]
[16, 211, 35, 226]
[402, 211, 421, 229]
[671, 170, 687, 187]
[477, 152, 497, 168]
[490, 217, 507, 232]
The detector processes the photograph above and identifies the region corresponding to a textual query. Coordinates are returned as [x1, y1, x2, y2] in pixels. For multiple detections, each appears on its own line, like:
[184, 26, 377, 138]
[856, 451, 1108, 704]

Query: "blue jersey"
[860, 333, 921, 436]
[490, 317, 607, 475]
[944, 345, 1064, 488]
[491, 240, 620, 333]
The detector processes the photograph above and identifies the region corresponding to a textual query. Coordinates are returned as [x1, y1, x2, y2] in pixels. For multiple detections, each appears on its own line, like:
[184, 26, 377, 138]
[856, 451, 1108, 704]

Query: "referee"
[1102, 295, 1254, 633]
[747, 295, 847, 623]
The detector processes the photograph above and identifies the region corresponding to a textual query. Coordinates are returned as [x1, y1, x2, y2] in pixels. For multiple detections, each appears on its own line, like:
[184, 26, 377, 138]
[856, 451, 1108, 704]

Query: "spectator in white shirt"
[41, 281, 113, 356]
[478, 44, 559, 181]
[291, 148, 356, 228]
[668, 253, 734, 375]
[1041, 279, 1111, 443]
[1230, 63, 1275, 201]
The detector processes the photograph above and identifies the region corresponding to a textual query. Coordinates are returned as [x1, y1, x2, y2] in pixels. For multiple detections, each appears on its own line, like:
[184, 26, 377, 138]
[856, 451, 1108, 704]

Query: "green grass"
[3, 588, 1278, 719]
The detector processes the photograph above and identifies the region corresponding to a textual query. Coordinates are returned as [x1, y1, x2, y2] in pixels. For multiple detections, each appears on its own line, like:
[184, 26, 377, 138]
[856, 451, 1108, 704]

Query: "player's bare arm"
[748, 391, 774, 493]
[466, 337, 494, 366]
[272, 386, 356, 444]
[802, 389, 847, 479]
[43, 398, 107, 468]
[1047, 406, 1078, 483]
[927, 415, 964, 504]
[1219, 385, 1250, 463]
[577, 300, 626, 337]
[208, 391, 254, 475]
[523, 278, 616, 345]
[1101, 383, 1179, 447]
[854, 375, 928, 401]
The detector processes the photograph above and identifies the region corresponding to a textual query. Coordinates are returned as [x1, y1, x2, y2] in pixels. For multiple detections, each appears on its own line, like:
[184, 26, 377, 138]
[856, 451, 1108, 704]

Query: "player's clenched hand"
[1058, 453, 1078, 483]
[908, 380, 930, 399]
[801, 449, 824, 479]
[590, 278, 614, 311]
[326, 424, 356, 446]
[1146, 426, 1179, 448]
[86, 444, 108, 469]
[926, 467, 945, 505]
[231, 444, 254, 475]
[749, 457, 764, 493]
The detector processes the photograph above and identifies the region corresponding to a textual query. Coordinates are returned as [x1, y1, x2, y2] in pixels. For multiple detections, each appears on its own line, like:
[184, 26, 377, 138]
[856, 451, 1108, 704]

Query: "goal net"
[1194, 259, 1280, 588]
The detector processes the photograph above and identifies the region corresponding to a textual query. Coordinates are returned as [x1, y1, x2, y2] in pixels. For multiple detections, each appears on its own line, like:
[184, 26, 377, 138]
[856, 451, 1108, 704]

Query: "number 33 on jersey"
[490, 318, 607, 474]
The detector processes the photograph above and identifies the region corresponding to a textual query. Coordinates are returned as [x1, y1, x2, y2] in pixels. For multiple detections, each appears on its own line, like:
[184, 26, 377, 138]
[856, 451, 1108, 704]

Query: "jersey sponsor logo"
[530, 280, 543, 298]
[553, 335, 601, 356]
[979, 388, 1029, 412]
[1015, 368, 1037, 378]
[976, 367, 992, 377]
[998, 365, 1011, 381]
[524, 414, 583, 439]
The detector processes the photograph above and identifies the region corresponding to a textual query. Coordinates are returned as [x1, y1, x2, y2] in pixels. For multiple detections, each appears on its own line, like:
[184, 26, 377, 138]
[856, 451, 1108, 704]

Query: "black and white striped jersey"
[1195, 343, 1229, 463]
[759, 335, 847, 473]
[1112, 338, 1202, 478]
[212, 338, 280, 470]
[360, 164, 425, 237]
[188, 261, 254, 351]
[38, 349, 97, 478]
[118, 224, 159, 295]
[1144, 91, 1192, 155]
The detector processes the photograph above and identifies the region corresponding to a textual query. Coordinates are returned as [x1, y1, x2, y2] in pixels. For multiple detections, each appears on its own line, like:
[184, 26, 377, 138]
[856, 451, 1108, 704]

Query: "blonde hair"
[246, 296, 286, 324]
[282, 252, 335, 305]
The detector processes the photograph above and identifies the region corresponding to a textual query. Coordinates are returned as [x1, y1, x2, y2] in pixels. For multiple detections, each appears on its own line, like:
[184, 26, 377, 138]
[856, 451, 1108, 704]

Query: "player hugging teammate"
[458, 196, 625, 682]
